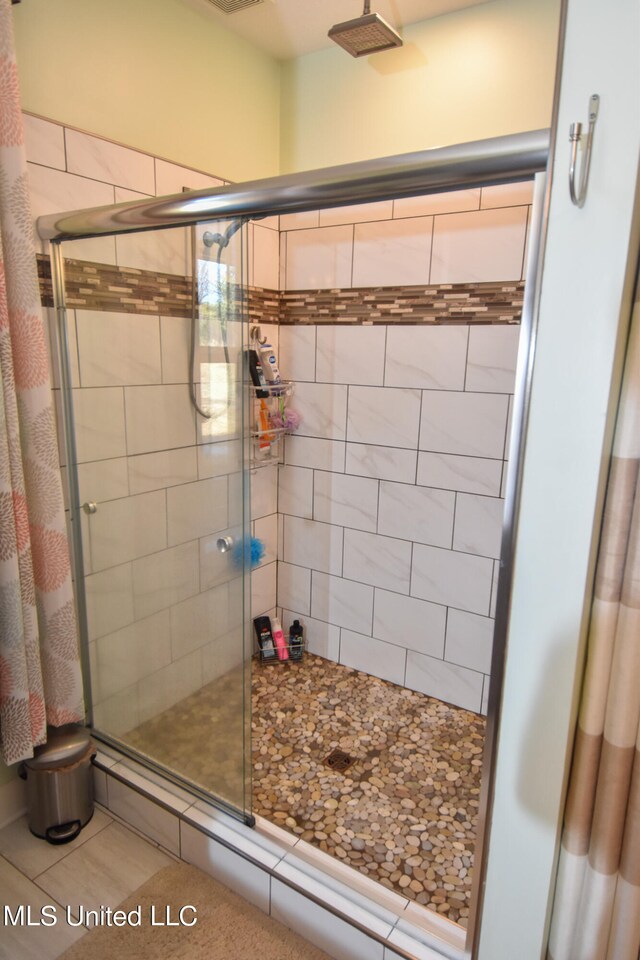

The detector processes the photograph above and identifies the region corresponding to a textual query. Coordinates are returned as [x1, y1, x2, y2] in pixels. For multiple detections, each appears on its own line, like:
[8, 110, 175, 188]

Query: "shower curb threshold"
[93, 749, 467, 960]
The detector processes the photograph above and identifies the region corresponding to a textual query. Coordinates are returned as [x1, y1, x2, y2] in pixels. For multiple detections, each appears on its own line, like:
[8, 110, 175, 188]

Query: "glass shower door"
[53, 219, 252, 821]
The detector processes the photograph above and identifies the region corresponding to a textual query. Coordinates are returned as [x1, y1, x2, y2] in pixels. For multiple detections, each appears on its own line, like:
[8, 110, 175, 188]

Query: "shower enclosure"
[50, 220, 254, 821]
[41, 129, 548, 945]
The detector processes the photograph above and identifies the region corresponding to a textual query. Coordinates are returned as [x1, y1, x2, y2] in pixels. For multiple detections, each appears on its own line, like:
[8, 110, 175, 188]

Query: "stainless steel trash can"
[20, 725, 96, 844]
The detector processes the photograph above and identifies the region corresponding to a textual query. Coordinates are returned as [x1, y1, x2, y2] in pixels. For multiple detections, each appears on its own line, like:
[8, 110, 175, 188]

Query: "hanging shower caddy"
[249, 325, 295, 468]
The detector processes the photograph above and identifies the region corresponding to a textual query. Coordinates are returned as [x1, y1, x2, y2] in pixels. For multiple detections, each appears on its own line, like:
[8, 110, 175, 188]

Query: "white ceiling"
[182, 0, 491, 60]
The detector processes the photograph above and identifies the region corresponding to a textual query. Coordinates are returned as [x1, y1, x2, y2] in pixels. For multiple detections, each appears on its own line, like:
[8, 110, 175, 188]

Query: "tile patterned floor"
[128, 654, 485, 926]
[0, 809, 174, 960]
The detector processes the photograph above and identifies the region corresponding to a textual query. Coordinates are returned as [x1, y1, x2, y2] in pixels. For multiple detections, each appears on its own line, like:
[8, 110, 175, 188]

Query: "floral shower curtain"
[547, 271, 640, 959]
[0, 0, 84, 765]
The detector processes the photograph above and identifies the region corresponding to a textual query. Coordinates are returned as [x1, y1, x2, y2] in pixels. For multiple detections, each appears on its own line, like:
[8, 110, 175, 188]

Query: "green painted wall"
[12, 0, 282, 182]
[280, 0, 561, 173]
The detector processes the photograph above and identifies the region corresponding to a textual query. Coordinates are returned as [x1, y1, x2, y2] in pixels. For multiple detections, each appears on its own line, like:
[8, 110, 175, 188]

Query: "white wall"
[477, 0, 640, 957]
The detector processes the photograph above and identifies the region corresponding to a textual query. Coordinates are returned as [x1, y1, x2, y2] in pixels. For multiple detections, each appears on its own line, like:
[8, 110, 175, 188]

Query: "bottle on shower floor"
[289, 619, 304, 661]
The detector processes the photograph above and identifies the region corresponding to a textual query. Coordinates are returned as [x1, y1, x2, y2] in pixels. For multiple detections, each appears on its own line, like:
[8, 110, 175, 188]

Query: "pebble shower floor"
[128, 654, 485, 926]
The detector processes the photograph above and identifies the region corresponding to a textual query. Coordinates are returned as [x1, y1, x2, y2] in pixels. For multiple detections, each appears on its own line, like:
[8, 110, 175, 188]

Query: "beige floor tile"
[34, 821, 172, 923]
[0, 808, 111, 880]
[0, 856, 86, 960]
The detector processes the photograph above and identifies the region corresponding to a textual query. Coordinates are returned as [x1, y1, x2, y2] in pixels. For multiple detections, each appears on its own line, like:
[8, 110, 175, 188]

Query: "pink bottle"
[272, 617, 289, 661]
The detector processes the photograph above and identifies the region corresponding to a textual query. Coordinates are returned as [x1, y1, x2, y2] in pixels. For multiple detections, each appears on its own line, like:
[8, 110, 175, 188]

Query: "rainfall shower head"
[328, 1, 403, 57]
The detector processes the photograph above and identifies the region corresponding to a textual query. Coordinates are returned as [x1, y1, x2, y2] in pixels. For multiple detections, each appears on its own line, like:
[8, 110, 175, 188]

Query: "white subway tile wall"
[25, 112, 276, 733]
[278, 318, 518, 713]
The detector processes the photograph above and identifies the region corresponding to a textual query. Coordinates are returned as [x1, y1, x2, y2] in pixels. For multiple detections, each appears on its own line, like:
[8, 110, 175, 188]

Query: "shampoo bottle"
[289, 619, 304, 661]
[271, 617, 289, 661]
[259, 341, 282, 385]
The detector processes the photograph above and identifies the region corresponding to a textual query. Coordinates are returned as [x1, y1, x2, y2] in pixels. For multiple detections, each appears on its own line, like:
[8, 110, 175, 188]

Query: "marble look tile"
[417, 451, 503, 496]
[446, 608, 495, 674]
[88, 490, 167, 571]
[419, 390, 509, 459]
[137, 650, 202, 724]
[166, 476, 228, 546]
[76, 310, 161, 387]
[277, 563, 311, 615]
[393, 188, 481, 218]
[430, 206, 529, 284]
[252, 561, 277, 617]
[198, 439, 242, 479]
[316, 326, 386, 386]
[292, 382, 348, 441]
[107, 779, 180, 855]
[132, 541, 200, 619]
[411, 543, 493, 615]
[181, 822, 270, 913]
[251, 467, 278, 519]
[202, 629, 245, 684]
[278, 465, 314, 518]
[124, 384, 196, 455]
[85, 562, 134, 640]
[254, 512, 278, 565]
[155, 159, 224, 195]
[278, 325, 316, 382]
[27, 162, 116, 263]
[77, 457, 129, 504]
[347, 386, 421, 449]
[373, 588, 446, 658]
[160, 316, 191, 384]
[377, 481, 455, 548]
[252, 223, 279, 289]
[345, 442, 417, 483]
[281, 609, 340, 659]
[279, 210, 320, 231]
[285, 224, 353, 290]
[352, 217, 432, 287]
[340, 629, 406, 686]
[128, 446, 198, 494]
[319, 200, 393, 226]
[23, 113, 65, 169]
[313, 471, 379, 532]
[0, 809, 111, 880]
[283, 516, 344, 576]
[271, 879, 384, 960]
[311, 572, 373, 634]
[92, 610, 171, 700]
[36, 821, 171, 919]
[465, 325, 520, 393]
[385, 325, 468, 390]
[72, 387, 126, 463]
[453, 493, 504, 559]
[343, 529, 412, 594]
[93, 768, 108, 807]
[285, 435, 345, 472]
[109, 758, 194, 812]
[0, 857, 86, 958]
[405, 651, 483, 713]
[480, 181, 534, 208]
[65, 129, 155, 193]
[115, 224, 190, 276]
[170, 584, 229, 658]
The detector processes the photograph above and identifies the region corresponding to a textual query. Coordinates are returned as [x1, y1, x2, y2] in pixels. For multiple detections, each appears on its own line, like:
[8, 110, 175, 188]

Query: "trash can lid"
[25, 725, 93, 770]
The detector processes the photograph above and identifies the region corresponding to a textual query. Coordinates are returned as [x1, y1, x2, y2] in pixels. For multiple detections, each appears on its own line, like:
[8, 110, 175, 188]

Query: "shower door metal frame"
[42, 127, 551, 958]
[49, 225, 255, 826]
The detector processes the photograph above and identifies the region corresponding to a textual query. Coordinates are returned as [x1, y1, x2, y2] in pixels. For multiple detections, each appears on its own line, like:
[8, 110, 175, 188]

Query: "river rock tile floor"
[252, 655, 485, 927]
[127, 654, 485, 927]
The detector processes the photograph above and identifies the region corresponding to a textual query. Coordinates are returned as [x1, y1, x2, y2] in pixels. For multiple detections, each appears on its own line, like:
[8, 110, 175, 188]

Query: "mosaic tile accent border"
[36, 254, 280, 324]
[37, 255, 523, 326]
[280, 281, 524, 325]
